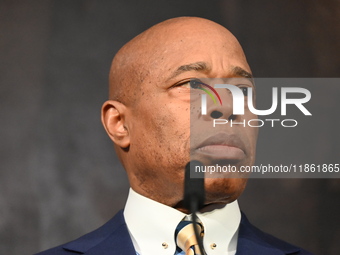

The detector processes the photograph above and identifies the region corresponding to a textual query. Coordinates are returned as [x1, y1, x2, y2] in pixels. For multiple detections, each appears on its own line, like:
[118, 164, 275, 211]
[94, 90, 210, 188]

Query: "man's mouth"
[195, 133, 246, 161]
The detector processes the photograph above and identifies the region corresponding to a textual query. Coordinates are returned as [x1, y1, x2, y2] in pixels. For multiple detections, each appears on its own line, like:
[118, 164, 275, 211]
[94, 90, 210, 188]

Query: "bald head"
[108, 17, 247, 105]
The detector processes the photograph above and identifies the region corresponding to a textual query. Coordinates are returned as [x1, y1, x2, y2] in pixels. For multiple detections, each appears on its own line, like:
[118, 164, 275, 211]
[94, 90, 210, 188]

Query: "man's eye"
[238, 86, 249, 96]
[190, 79, 204, 89]
[178, 80, 191, 88]
[241, 87, 248, 96]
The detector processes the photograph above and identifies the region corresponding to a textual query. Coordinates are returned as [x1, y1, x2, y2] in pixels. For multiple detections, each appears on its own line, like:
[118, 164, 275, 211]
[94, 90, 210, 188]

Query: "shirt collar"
[124, 188, 241, 255]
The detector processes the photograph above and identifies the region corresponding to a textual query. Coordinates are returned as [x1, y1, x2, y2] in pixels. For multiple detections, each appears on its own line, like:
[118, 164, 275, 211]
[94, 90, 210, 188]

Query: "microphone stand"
[184, 161, 206, 255]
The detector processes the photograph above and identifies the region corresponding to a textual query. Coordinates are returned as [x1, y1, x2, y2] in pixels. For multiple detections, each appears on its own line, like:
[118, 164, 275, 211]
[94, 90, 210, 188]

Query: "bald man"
[36, 17, 313, 255]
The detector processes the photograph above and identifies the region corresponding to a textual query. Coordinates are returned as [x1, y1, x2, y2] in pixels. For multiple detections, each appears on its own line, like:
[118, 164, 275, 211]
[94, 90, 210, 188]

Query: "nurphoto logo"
[191, 79, 312, 128]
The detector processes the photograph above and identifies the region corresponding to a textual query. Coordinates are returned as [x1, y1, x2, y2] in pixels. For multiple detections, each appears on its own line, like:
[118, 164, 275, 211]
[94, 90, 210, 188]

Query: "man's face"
[121, 20, 258, 208]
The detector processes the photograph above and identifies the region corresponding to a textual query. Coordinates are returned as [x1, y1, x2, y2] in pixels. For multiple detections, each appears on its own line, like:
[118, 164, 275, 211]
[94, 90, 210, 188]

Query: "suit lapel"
[63, 210, 136, 255]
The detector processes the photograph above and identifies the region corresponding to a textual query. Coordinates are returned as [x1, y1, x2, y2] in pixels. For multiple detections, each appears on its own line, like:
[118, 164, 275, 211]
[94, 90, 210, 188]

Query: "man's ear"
[101, 100, 130, 148]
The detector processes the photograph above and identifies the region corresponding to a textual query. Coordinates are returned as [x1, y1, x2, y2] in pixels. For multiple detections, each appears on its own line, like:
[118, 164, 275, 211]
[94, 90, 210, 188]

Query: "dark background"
[1, 1, 339, 254]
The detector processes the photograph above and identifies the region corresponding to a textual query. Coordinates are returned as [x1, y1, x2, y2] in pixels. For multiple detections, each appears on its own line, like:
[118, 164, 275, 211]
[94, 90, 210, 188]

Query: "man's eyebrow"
[231, 66, 253, 79]
[167, 62, 253, 81]
[167, 62, 210, 81]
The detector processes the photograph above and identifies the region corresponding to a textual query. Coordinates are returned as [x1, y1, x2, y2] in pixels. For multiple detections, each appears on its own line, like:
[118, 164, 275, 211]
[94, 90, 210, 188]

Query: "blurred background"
[1, 0, 339, 254]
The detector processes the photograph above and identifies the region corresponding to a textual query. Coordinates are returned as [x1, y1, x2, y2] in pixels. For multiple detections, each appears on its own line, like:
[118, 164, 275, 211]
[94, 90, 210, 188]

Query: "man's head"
[102, 17, 258, 211]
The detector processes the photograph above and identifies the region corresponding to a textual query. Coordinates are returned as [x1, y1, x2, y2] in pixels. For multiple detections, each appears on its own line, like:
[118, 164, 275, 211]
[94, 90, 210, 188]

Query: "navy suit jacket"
[35, 210, 314, 255]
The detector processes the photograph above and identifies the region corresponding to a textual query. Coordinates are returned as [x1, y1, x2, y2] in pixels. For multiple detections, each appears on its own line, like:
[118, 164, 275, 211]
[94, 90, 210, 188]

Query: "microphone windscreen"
[183, 161, 205, 212]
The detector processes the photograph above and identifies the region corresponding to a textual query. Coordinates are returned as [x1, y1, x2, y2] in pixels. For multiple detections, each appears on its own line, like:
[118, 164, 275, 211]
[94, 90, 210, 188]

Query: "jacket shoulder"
[237, 212, 314, 255]
[35, 210, 135, 255]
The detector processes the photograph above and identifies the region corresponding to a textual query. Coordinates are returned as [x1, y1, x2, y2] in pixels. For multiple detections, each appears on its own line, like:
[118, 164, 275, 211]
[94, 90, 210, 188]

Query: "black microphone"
[183, 160, 205, 212]
[183, 160, 206, 254]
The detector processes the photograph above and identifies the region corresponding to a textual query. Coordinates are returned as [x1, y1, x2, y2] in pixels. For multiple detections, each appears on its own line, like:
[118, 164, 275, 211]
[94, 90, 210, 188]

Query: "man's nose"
[203, 90, 237, 121]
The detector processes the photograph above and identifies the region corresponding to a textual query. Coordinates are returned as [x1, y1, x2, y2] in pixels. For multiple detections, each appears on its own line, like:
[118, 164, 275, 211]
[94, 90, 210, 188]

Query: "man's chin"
[204, 177, 248, 204]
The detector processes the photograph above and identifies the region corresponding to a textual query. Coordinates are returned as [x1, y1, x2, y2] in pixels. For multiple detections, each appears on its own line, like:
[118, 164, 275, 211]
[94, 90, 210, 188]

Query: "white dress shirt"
[124, 188, 241, 255]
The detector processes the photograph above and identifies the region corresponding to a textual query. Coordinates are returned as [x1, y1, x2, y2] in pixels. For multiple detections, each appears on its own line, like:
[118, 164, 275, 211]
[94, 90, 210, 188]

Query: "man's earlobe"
[101, 100, 130, 148]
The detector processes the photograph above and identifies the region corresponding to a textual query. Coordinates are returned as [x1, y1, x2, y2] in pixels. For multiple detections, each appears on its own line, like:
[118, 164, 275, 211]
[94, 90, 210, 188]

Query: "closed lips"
[195, 133, 246, 161]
